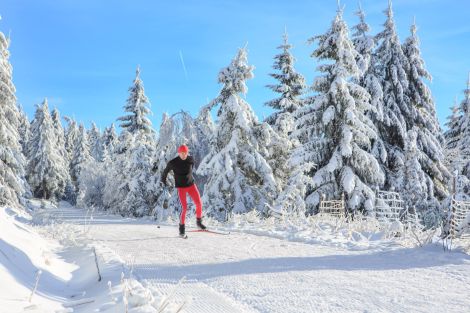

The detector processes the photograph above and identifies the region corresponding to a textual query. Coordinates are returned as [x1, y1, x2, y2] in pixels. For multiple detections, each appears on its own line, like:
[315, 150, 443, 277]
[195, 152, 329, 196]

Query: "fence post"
[450, 197, 456, 238]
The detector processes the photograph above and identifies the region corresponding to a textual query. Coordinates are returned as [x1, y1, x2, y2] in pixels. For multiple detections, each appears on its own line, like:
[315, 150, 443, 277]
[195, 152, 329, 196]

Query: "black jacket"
[160, 155, 195, 188]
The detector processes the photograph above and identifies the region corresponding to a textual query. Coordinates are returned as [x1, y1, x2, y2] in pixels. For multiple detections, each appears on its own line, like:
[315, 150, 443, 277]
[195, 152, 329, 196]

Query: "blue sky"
[2, 0, 469, 131]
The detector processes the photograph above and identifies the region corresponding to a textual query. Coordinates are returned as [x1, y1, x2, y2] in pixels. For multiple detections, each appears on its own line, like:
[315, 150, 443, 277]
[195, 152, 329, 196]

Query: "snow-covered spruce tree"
[373, 1, 411, 192]
[89, 124, 118, 208]
[76, 122, 107, 208]
[102, 123, 118, 156]
[351, 4, 375, 78]
[351, 4, 388, 180]
[265, 30, 306, 132]
[445, 83, 470, 201]
[78, 123, 123, 211]
[193, 105, 215, 192]
[70, 124, 91, 192]
[101, 129, 157, 217]
[87, 122, 104, 162]
[27, 99, 68, 200]
[117, 66, 154, 137]
[271, 125, 315, 215]
[195, 105, 215, 165]
[51, 108, 68, 163]
[152, 113, 179, 219]
[102, 130, 132, 213]
[122, 132, 158, 217]
[76, 155, 107, 209]
[102, 69, 157, 216]
[62, 117, 80, 202]
[17, 105, 31, 157]
[444, 98, 462, 172]
[304, 7, 384, 214]
[402, 21, 450, 203]
[459, 74, 470, 177]
[119, 71, 158, 216]
[444, 76, 470, 177]
[262, 31, 313, 212]
[51, 108, 72, 201]
[64, 116, 80, 162]
[196, 48, 278, 220]
[402, 128, 431, 212]
[0, 29, 28, 207]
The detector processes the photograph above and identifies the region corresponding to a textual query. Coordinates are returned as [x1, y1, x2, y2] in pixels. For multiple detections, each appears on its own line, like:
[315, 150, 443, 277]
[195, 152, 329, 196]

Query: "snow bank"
[0, 205, 72, 312]
[208, 210, 456, 252]
[1, 201, 157, 313]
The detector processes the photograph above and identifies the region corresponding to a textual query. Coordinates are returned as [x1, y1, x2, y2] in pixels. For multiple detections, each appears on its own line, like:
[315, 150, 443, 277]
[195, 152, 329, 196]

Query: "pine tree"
[374, 1, 411, 192]
[51, 108, 71, 200]
[445, 98, 461, 149]
[51, 108, 69, 166]
[305, 7, 384, 213]
[402, 20, 450, 203]
[102, 119, 157, 217]
[271, 132, 315, 215]
[193, 105, 215, 193]
[197, 48, 278, 220]
[76, 155, 107, 209]
[62, 117, 80, 202]
[195, 105, 215, 163]
[265, 30, 306, 132]
[262, 31, 312, 208]
[88, 126, 116, 207]
[402, 128, 431, 212]
[351, 4, 387, 171]
[102, 123, 118, 155]
[0, 29, 28, 207]
[102, 131, 132, 213]
[17, 104, 31, 157]
[444, 98, 462, 174]
[64, 116, 80, 162]
[88, 122, 104, 162]
[459, 74, 470, 177]
[75, 122, 108, 208]
[150, 114, 178, 218]
[71, 124, 91, 191]
[351, 4, 385, 128]
[123, 132, 158, 217]
[351, 4, 375, 76]
[117, 66, 154, 136]
[27, 99, 68, 200]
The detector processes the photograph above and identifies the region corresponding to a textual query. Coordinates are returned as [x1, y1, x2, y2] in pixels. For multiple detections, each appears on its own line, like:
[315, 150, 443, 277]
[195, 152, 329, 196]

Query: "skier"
[160, 144, 206, 237]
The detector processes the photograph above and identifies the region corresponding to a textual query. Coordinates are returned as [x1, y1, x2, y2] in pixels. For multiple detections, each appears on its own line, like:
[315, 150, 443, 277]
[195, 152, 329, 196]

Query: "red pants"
[177, 184, 202, 225]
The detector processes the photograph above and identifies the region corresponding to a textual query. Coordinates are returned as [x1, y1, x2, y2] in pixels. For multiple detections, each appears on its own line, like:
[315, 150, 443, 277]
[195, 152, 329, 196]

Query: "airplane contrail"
[179, 50, 188, 80]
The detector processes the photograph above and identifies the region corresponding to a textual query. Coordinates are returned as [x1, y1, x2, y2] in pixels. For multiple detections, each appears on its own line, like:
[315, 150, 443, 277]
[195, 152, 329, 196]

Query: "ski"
[187, 229, 230, 235]
[179, 234, 188, 239]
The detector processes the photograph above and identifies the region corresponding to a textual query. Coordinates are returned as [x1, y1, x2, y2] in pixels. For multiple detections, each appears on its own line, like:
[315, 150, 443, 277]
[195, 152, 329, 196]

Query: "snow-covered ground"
[1, 201, 470, 313]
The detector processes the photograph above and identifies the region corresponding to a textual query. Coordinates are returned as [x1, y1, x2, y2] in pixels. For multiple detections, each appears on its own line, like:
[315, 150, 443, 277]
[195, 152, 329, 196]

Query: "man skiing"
[161, 144, 206, 237]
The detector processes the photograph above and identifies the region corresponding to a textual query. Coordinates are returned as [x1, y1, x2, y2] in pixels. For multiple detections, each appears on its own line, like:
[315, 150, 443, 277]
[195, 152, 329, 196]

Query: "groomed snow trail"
[50, 204, 470, 313]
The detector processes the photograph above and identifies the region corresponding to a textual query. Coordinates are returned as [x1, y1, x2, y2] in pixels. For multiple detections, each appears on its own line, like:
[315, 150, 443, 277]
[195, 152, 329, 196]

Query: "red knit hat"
[177, 144, 189, 153]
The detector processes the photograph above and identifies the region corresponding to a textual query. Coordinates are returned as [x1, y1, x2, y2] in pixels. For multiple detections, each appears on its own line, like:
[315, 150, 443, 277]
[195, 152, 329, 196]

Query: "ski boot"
[196, 218, 207, 230]
[179, 224, 187, 238]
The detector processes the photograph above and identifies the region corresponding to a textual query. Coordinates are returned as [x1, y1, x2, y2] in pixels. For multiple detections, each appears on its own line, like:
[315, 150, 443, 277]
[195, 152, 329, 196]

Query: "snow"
[1, 3, 470, 311]
[2, 200, 470, 312]
[0, 204, 73, 312]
